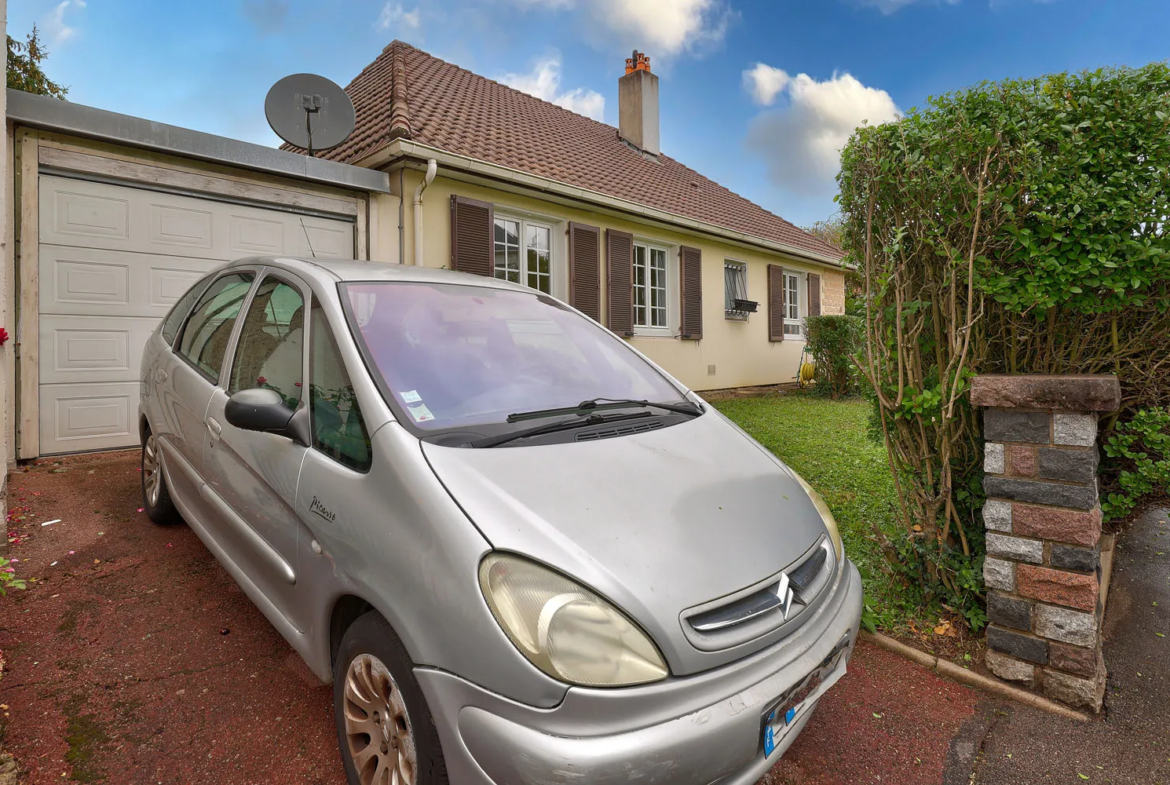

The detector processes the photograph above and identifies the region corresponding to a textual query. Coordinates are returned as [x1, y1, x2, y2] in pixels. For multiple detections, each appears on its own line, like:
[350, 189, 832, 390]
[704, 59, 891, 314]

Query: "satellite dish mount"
[265, 73, 356, 158]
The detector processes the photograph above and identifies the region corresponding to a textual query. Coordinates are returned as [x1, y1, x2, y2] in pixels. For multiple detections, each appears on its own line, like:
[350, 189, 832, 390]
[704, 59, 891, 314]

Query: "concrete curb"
[860, 631, 1090, 723]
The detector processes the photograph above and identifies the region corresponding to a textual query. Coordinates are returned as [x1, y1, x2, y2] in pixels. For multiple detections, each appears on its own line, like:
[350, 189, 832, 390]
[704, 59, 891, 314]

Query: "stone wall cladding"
[974, 374, 1118, 713]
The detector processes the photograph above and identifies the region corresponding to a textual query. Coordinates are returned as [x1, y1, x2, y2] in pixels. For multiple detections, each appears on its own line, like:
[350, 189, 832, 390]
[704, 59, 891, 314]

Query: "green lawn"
[713, 393, 909, 630]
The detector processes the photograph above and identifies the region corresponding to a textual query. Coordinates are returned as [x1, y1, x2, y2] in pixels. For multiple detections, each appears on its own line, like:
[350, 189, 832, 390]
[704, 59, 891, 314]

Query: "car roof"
[228, 255, 529, 293]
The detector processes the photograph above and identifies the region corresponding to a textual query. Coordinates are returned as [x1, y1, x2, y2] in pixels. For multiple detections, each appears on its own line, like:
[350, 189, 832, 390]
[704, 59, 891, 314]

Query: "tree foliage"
[804, 315, 861, 398]
[8, 26, 68, 99]
[837, 63, 1170, 626]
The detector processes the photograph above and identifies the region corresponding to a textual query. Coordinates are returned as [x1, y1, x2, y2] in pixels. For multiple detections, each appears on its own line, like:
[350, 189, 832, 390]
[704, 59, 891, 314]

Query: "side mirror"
[225, 388, 310, 446]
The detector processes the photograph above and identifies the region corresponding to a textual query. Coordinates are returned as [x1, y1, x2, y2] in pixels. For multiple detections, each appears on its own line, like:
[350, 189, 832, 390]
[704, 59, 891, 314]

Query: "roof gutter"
[357, 139, 843, 269]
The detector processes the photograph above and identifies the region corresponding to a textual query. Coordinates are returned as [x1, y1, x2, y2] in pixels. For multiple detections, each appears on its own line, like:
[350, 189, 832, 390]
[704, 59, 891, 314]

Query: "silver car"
[139, 256, 862, 785]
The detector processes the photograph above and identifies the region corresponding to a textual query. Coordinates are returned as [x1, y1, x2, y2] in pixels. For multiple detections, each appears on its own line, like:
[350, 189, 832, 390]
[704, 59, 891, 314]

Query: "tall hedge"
[838, 64, 1170, 627]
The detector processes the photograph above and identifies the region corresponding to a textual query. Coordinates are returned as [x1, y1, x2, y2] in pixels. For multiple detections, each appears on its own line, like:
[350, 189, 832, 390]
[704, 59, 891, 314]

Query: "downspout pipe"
[413, 159, 438, 266]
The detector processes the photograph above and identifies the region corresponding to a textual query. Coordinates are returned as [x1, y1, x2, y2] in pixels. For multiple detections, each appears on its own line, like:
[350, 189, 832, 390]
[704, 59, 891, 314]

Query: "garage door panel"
[40, 315, 157, 384]
[36, 174, 354, 454]
[39, 382, 138, 454]
[41, 245, 223, 317]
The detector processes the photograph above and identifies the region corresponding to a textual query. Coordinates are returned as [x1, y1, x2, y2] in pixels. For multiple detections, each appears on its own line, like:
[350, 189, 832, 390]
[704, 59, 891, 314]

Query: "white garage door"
[37, 174, 355, 455]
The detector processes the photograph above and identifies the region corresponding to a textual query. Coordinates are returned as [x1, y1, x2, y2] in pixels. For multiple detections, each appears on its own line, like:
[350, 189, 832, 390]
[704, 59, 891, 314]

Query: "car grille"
[681, 538, 836, 651]
[575, 419, 665, 441]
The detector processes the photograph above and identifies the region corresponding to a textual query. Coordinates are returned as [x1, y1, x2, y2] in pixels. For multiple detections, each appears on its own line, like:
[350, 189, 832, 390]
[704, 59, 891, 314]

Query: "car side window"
[176, 273, 255, 382]
[228, 276, 305, 410]
[309, 300, 371, 471]
[161, 275, 213, 345]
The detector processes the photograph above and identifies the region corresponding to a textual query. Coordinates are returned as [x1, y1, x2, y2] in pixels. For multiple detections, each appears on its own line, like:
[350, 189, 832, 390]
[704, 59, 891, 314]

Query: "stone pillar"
[970, 374, 1120, 712]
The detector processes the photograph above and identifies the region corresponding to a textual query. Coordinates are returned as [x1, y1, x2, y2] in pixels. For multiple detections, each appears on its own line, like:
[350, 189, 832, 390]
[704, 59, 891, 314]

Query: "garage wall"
[12, 128, 397, 459]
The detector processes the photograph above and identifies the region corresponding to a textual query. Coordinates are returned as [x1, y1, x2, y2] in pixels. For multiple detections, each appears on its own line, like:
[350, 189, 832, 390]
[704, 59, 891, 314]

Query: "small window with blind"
[724, 261, 755, 320]
[494, 215, 553, 294]
[784, 272, 804, 338]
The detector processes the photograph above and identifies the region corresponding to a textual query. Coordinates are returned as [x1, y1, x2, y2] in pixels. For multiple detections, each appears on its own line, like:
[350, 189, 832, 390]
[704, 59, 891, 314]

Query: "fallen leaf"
[872, 712, 883, 719]
[1078, 775, 1089, 781]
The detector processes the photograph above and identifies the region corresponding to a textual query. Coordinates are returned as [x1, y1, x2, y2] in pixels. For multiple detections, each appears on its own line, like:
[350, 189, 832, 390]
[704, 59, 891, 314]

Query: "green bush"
[804, 315, 861, 397]
[838, 63, 1170, 629]
[1102, 408, 1170, 521]
[0, 556, 27, 596]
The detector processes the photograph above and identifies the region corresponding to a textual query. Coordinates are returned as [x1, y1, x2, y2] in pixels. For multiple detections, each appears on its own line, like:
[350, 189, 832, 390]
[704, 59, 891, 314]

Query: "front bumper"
[416, 559, 863, 785]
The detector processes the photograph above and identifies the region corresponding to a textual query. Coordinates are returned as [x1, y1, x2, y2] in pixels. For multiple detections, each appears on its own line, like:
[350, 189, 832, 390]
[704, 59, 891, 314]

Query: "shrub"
[1102, 408, 1170, 521]
[804, 315, 861, 397]
[838, 63, 1170, 627]
[0, 557, 26, 596]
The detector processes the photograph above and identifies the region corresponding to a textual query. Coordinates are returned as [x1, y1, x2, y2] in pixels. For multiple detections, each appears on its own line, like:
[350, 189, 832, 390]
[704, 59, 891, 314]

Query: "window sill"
[725, 313, 749, 322]
[631, 327, 677, 339]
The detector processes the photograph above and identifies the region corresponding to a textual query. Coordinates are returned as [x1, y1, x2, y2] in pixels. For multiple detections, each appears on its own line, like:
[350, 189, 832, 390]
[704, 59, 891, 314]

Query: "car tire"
[141, 429, 182, 526]
[334, 611, 448, 785]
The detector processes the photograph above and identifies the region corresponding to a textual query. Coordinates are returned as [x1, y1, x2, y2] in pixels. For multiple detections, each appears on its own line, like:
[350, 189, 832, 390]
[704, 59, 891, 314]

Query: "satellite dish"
[265, 73, 355, 157]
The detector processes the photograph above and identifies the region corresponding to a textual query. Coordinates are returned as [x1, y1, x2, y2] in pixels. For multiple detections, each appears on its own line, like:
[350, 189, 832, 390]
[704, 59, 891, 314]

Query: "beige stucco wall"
[393, 168, 845, 392]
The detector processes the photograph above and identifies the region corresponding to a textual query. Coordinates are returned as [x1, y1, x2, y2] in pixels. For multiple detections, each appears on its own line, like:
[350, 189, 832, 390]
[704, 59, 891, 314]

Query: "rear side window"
[309, 300, 371, 471]
[176, 273, 255, 382]
[161, 276, 213, 345]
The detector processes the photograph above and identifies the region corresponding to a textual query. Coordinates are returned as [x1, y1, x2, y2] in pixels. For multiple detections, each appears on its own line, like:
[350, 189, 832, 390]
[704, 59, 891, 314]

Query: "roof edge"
[7, 88, 392, 194]
[386, 41, 412, 140]
[369, 139, 844, 268]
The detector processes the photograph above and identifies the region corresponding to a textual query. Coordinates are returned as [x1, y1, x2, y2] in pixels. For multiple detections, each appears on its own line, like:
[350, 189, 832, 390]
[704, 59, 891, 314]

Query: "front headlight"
[478, 553, 669, 687]
[793, 473, 844, 560]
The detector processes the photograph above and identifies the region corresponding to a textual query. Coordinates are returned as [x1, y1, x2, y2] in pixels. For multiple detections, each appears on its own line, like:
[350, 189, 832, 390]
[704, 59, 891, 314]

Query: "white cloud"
[854, 0, 1054, 12]
[743, 63, 791, 106]
[506, 0, 733, 56]
[377, 2, 421, 31]
[745, 70, 899, 196]
[500, 54, 606, 122]
[44, 0, 86, 44]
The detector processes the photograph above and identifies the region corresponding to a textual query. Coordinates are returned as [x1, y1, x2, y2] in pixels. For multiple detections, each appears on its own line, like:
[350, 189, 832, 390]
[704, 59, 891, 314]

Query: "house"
[3, 42, 843, 460]
[289, 42, 846, 395]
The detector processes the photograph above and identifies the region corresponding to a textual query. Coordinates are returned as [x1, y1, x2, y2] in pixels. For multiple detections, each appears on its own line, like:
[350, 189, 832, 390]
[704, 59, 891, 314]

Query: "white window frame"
[724, 259, 749, 320]
[784, 271, 805, 340]
[492, 210, 562, 298]
[632, 238, 677, 337]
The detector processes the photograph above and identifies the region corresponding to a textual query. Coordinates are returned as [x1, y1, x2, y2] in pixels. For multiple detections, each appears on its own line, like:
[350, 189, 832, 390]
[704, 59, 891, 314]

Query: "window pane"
[177, 273, 255, 382]
[228, 276, 305, 409]
[527, 224, 550, 252]
[162, 275, 213, 344]
[310, 301, 371, 471]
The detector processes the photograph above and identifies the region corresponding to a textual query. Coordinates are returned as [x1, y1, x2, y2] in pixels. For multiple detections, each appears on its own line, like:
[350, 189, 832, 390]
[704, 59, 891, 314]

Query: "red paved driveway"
[1, 452, 982, 784]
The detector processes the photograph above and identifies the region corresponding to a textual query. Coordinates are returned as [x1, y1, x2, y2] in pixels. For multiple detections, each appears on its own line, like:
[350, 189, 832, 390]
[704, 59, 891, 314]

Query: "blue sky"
[10, 0, 1170, 227]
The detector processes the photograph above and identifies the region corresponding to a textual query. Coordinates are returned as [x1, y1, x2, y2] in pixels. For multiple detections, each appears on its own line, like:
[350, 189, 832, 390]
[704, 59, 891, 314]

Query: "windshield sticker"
[400, 389, 422, 404]
[408, 403, 435, 423]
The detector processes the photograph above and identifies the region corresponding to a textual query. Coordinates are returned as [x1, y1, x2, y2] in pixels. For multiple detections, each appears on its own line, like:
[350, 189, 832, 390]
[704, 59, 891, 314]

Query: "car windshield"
[341, 281, 687, 432]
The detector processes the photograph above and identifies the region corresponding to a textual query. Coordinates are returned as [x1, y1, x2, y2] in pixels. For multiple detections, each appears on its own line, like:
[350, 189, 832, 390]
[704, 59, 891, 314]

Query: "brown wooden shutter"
[679, 245, 703, 340]
[768, 264, 786, 342]
[808, 272, 822, 317]
[606, 229, 634, 336]
[569, 222, 601, 321]
[449, 195, 493, 276]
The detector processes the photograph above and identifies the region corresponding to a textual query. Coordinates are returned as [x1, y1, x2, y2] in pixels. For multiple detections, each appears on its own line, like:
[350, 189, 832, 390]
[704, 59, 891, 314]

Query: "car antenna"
[299, 217, 317, 258]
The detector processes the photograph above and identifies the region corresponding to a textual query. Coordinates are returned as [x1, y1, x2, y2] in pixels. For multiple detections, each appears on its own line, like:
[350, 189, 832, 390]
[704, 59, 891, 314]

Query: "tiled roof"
[289, 41, 842, 261]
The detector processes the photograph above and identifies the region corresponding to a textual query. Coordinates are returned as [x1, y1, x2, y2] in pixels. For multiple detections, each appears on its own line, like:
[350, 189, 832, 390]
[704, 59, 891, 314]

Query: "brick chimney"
[618, 50, 659, 158]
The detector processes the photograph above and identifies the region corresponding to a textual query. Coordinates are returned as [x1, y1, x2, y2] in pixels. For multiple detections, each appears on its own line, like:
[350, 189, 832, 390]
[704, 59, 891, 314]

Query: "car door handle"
[206, 417, 222, 443]
[154, 369, 168, 383]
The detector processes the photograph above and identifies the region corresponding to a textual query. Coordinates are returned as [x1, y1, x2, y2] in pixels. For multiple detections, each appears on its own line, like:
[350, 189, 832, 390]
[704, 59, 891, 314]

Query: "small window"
[228, 276, 305, 409]
[161, 275, 213, 345]
[724, 261, 749, 319]
[176, 273, 255, 382]
[784, 272, 803, 337]
[633, 243, 668, 328]
[309, 300, 371, 471]
[494, 216, 553, 294]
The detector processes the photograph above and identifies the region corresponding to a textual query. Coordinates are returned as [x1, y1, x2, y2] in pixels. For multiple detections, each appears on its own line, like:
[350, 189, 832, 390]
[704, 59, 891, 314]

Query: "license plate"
[761, 642, 849, 758]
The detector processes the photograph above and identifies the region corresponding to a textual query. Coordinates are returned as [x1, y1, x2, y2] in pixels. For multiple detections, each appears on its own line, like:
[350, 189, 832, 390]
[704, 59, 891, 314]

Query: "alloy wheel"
[143, 434, 162, 508]
[344, 653, 417, 785]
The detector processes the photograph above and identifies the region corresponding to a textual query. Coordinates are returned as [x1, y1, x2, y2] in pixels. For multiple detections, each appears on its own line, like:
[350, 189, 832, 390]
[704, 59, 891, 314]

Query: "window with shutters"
[784, 271, 804, 338]
[724, 261, 749, 320]
[494, 215, 553, 294]
[633, 241, 669, 330]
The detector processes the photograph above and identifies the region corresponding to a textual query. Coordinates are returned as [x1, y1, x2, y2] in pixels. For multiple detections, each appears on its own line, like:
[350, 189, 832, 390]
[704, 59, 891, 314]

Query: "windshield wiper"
[472, 411, 655, 448]
[507, 397, 702, 424]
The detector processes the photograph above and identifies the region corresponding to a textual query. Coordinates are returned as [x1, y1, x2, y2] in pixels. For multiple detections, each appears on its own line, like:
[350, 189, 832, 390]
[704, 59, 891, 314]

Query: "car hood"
[420, 409, 829, 675]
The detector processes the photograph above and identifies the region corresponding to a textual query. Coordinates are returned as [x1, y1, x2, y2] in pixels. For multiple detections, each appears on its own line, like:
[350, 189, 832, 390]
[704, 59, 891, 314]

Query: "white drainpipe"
[412, 159, 438, 266]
